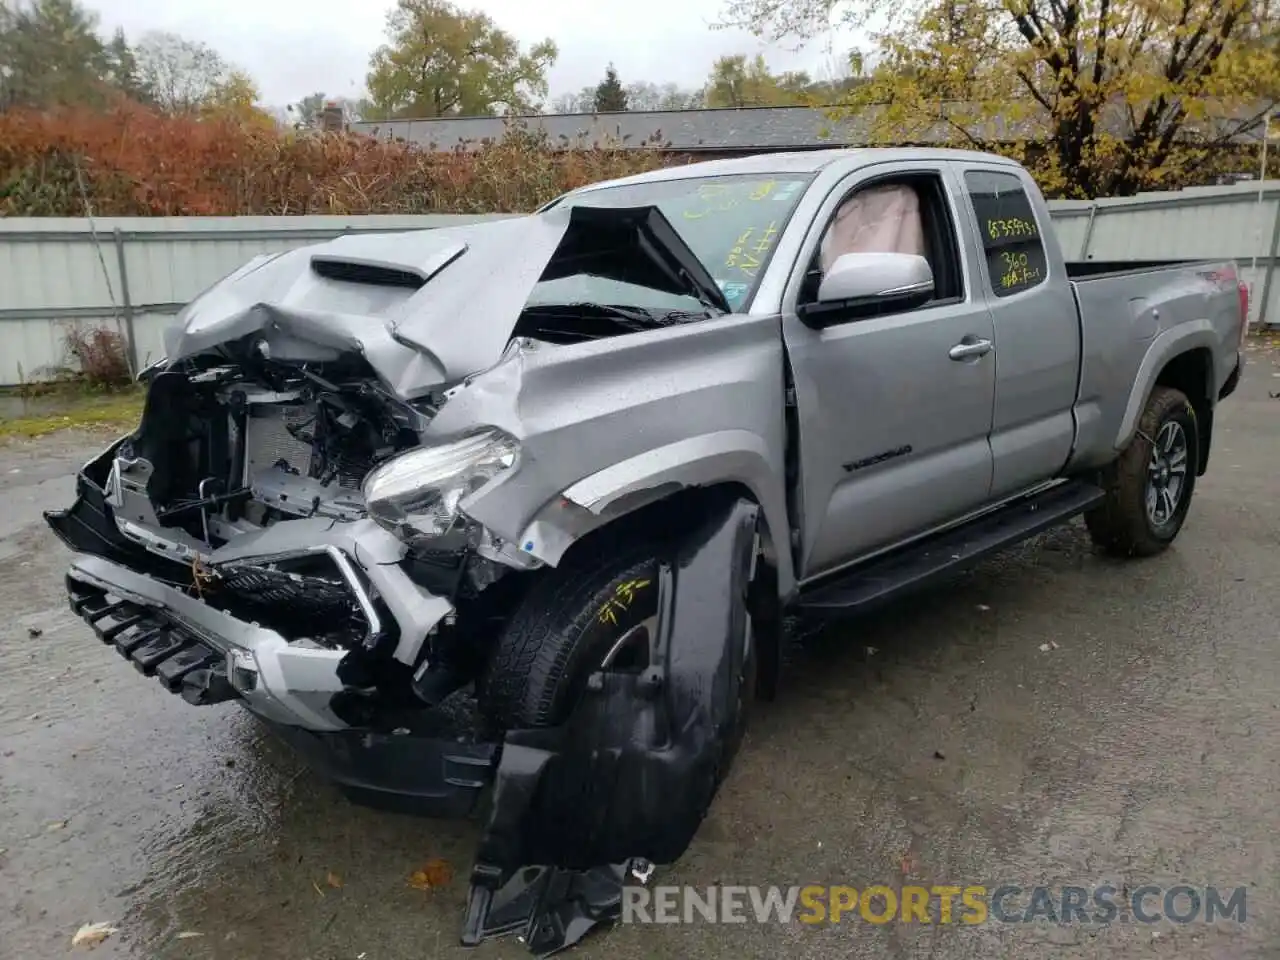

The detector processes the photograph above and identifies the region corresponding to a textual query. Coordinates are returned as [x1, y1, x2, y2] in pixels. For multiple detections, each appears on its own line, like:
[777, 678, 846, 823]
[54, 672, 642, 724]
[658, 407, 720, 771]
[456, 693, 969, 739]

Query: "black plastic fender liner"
[461, 495, 760, 955]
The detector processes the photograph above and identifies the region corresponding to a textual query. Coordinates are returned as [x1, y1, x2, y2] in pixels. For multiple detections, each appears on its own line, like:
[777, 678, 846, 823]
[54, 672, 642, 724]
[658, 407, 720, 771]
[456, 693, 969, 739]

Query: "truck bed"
[1066, 253, 1244, 477]
[1065, 258, 1208, 281]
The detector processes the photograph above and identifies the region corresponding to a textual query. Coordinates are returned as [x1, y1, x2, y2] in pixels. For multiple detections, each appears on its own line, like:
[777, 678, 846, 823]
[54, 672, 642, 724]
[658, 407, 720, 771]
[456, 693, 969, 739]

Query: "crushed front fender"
[460, 495, 760, 955]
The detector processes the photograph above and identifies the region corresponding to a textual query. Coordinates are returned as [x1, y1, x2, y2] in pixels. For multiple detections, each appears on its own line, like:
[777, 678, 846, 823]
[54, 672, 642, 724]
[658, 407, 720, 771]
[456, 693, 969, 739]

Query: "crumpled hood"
[163, 205, 729, 399]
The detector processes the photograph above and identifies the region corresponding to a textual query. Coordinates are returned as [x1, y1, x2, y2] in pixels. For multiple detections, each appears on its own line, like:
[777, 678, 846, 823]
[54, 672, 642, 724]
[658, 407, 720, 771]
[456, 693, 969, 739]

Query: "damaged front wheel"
[481, 548, 669, 729]
[466, 498, 763, 955]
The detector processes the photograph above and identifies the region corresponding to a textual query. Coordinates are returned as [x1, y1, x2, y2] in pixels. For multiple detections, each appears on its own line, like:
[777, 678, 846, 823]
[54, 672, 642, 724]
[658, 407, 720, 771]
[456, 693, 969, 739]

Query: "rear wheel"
[1085, 385, 1198, 557]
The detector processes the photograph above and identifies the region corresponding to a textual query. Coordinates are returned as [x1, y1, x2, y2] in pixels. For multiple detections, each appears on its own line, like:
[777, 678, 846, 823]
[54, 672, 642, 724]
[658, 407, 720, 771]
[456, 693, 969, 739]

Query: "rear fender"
[460, 495, 760, 954]
[1114, 322, 1217, 450]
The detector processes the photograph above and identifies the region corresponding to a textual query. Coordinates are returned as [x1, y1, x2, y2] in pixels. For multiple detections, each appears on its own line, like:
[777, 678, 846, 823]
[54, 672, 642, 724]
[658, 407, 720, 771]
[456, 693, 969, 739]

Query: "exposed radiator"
[244, 403, 315, 480]
[242, 403, 368, 490]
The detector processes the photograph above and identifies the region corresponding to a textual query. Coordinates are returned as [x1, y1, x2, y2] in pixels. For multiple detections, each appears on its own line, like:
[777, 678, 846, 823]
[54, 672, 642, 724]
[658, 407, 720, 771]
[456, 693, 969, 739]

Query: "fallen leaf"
[407, 858, 453, 890]
[326, 871, 343, 889]
[175, 931, 203, 940]
[72, 922, 117, 947]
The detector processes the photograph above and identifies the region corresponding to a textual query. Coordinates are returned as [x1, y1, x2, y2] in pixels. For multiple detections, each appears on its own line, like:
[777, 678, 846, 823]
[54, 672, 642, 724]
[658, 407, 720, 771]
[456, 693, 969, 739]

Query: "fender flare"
[1113, 321, 1217, 451]
[517, 430, 796, 595]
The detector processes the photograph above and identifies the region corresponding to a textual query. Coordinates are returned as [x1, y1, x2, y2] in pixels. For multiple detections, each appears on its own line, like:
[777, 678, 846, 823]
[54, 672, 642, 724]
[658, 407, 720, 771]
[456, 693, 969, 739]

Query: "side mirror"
[799, 252, 935, 328]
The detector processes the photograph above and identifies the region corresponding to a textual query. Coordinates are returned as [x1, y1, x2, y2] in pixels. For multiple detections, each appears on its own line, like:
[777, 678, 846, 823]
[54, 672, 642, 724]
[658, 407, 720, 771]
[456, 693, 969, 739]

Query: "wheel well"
[1154, 348, 1213, 476]
[553, 482, 784, 701]
[557, 482, 772, 566]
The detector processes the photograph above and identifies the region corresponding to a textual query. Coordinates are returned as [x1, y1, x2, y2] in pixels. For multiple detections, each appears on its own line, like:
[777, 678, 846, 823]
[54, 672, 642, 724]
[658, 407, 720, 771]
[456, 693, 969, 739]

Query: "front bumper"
[56, 486, 766, 956]
[63, 554, 497, 817]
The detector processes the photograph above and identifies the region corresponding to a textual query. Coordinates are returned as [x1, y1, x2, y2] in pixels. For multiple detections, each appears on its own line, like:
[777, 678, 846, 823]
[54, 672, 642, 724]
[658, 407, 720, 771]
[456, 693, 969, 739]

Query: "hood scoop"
[310, 233, 468, 290]
[311, 258, 428, 289]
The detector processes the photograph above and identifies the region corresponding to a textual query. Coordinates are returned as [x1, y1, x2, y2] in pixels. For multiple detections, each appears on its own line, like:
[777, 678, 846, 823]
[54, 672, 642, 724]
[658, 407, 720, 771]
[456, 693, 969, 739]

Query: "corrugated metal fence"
[0, 214, 508, 385]
[1051, 181, 1280, 331]
[2, 180, 1278, 386]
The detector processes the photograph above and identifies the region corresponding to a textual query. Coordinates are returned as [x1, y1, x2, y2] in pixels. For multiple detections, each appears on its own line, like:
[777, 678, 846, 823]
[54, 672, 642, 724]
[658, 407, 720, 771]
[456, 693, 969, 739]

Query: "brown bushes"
[0, 103, 681, 217]
[63, 326, 132, 388]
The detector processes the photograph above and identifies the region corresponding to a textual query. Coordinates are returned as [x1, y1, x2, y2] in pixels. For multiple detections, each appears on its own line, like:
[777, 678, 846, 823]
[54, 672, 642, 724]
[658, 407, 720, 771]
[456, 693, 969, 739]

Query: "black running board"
[797, 480, 1105, 619]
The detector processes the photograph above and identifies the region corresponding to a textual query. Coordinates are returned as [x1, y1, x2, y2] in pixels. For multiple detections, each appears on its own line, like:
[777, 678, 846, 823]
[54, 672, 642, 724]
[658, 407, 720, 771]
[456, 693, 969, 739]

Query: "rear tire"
[1085, 385, 1198, 558]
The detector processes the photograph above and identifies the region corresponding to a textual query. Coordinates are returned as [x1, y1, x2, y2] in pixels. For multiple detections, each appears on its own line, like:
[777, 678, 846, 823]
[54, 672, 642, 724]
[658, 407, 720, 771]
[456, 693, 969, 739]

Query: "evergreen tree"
[593, 64, 628, 112]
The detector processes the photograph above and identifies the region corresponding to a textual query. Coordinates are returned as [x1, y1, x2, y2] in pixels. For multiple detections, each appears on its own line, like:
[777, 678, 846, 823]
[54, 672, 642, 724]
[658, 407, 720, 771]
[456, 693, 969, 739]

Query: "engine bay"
[102, 348, 461, 654]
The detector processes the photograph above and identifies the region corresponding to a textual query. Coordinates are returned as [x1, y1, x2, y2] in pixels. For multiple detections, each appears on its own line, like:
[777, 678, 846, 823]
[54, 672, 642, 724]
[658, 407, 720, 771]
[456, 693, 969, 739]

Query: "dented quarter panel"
[426, 311, 795, 594]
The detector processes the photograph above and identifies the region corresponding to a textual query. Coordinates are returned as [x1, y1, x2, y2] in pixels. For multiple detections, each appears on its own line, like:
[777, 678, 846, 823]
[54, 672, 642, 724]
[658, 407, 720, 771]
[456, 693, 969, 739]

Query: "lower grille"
[214, 562, 366, 636]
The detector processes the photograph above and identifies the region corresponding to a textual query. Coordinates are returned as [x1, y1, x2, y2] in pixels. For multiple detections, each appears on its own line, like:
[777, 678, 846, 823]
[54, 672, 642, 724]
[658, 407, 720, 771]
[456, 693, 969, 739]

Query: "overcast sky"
[87, 0, 858, 108]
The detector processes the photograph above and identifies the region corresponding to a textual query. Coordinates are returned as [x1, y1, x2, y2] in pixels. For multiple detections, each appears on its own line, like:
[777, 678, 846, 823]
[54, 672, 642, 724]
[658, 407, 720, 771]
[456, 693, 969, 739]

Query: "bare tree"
[135, 30, 229, 113]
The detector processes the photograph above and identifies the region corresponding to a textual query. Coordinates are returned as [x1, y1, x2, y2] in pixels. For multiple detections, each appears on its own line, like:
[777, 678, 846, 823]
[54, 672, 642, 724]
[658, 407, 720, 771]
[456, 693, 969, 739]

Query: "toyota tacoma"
[47, 148, 1248, 954]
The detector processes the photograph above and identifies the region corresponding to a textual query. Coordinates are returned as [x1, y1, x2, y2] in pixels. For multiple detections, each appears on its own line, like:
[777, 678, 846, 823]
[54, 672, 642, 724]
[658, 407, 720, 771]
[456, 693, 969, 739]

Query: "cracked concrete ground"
[2, 342, 1278, 960]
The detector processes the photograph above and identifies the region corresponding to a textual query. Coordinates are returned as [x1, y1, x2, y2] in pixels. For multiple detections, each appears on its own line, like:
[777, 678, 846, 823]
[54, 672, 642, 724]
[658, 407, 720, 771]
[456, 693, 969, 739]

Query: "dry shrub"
[0, 103, 685, 217]
[63, 325, 132, 389]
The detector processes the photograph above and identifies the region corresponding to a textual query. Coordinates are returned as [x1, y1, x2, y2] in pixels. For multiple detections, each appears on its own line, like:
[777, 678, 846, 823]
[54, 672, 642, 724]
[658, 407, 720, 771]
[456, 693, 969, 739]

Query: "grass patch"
[0, 387, 144, 441]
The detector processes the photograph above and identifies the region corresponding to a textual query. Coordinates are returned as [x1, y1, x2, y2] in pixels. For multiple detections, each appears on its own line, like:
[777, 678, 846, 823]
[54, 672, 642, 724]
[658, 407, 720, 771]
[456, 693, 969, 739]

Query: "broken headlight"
[362, 427, 519, 546]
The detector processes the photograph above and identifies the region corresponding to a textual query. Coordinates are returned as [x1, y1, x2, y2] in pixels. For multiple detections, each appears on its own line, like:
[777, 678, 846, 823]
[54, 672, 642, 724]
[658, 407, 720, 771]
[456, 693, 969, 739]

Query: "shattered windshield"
[530, 174, 813, 313]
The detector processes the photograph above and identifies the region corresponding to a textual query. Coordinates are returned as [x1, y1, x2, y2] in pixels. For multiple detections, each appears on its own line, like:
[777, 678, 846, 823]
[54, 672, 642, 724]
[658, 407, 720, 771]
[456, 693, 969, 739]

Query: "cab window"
[963, 169, 1048, 297]
[799, 172, 965, 309]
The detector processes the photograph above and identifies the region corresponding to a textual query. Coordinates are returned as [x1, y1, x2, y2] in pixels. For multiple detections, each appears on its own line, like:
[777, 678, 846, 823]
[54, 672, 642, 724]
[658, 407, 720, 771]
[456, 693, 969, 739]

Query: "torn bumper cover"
[60, 555, 498, 816]
[52, 436, 759, 954]
[48, 442, 496, 816]
[460, 496, 759, 954]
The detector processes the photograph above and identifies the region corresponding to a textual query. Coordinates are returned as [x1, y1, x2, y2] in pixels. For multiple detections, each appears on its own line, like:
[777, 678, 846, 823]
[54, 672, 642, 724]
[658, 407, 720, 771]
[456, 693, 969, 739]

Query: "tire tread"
[1085, 385, 1197, 558]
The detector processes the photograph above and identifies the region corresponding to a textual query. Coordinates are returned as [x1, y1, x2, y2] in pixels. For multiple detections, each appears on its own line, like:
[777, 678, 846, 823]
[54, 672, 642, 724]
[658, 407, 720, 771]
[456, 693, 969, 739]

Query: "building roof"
[349, 103, 1268, 153]
[350, 105, 859, 152]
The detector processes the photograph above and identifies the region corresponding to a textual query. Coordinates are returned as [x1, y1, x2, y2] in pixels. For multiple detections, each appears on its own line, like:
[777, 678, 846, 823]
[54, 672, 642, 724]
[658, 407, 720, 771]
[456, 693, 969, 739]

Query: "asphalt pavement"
[2, 340, 1278, 960]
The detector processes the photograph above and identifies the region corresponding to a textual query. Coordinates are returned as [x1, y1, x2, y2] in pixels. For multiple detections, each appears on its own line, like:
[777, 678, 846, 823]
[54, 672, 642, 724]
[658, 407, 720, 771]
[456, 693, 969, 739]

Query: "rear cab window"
[963, 170, 1048, 297]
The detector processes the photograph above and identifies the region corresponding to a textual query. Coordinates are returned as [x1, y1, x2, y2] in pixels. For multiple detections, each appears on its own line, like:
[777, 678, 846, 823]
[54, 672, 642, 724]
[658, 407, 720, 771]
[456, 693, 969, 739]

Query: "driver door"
[783, 162, 997, 580]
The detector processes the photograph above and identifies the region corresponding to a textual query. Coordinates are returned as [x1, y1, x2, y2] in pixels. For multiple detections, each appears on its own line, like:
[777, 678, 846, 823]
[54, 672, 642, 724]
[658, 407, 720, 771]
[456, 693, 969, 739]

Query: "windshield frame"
[541, 171, 816, 313]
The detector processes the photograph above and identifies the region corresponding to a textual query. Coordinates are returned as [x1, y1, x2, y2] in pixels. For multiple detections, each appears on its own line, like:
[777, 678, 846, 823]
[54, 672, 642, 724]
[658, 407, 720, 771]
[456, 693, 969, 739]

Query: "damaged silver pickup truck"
[49, 148, 1248, 953]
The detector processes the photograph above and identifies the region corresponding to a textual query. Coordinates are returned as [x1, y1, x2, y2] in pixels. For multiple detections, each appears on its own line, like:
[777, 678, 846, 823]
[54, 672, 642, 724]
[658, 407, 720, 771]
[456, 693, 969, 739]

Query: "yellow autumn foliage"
[722, 0, 1280, 197]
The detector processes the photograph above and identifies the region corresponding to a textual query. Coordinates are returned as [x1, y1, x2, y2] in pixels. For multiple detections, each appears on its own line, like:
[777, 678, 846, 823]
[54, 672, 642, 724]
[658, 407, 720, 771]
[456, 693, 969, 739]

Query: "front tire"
[481, 534, 757, 741]
[481, 544, 665, 729]
[1085, 385, 1198, 557]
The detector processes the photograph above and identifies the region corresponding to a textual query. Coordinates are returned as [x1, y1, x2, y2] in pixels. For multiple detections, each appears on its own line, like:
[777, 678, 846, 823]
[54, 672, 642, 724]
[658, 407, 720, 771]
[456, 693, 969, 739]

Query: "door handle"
[949, 338, 993, 360]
